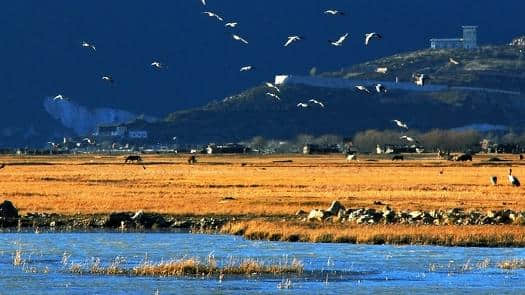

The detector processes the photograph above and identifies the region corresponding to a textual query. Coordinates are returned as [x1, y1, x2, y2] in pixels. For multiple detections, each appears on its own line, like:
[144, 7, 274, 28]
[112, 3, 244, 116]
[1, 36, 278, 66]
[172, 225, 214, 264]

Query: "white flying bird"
[400, 135, 415, 142]
[266, 92, 281, 100]
[225, 22, 238, 28]
[265, 82, 280, 93]
[392, 119, 408, 129]
[52, 94, 68, 101]
[203, 11, 223, 21]
[201, 0, 206, 5]
[365, 32, 382, 46]
[330, 33, 349, 47]
[449, 57, 460, 65]
[355, 85, 371, 94]
[48, 142, 58, 148]
[83, 138, 94, 144]
[240, 65, 254, 72]
[151, 61, 166, 69]
[308, 99, 325, 108]
[284, 35, 302, 47]
[413, 73, 430, 86]
[375, 83, 387, 93]
[81, 41, 96, 52]
[232, 34, 248, 44]
[102, 75, 114, 84]
[297, 103, 309, 108]
[324, 10, 344, 16]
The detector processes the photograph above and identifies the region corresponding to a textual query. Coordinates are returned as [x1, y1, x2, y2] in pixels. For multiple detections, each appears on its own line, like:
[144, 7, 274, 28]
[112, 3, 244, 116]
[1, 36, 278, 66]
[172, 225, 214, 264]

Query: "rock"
[326, 201, 345, 216]
[295, 209, 306, 216]
[307, 209, 326, 221]
[105, 212, 132, 228]
[131, 210, 144, 221]
[0, 200, 18, 219]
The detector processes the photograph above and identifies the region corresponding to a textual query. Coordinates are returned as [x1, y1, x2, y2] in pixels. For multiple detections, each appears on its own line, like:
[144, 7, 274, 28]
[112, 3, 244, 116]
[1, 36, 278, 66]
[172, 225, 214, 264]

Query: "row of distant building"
[94, 125, 148, 139]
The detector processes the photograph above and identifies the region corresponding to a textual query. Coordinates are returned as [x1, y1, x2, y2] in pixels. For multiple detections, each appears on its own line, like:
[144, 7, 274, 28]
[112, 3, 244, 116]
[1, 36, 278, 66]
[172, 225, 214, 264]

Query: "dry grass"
[1, 153, 525, 216]
[68, 255, 303, 277]
[222, 220, 525, 247]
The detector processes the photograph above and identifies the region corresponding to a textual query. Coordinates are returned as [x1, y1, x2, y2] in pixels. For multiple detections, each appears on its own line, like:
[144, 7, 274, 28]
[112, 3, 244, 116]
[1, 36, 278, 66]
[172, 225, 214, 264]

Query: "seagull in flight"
[203, 11, 223, 21]
[284, 35, 302, 47]
[266, 92, 281, 101]
[308, 99, 325, 108]
[330, 33, 349, 47]
[81, 41, 96, 52]
[324, 10, 344, 16]
[102, 75, 114, 84]
[392, 119, 409, 129]
[201, 0, 206, 5]
[225, 22, 238, 28]
[52, 94, 68, 101]
[151, 61, 167, 69]
[365, 32, 382, 46]
[240, 65, 254, 72]
[297, 103, 309, 108]
[355, 85, 371, 94]
[83, 138, 94, 144]
[232, 34, 249, 44]
[400, 135, 415, 142]
[375, 83, 387, 93]
[265, 82, 280, 93]
[413, 73, 430, 86]
[449, 57, 460, 65]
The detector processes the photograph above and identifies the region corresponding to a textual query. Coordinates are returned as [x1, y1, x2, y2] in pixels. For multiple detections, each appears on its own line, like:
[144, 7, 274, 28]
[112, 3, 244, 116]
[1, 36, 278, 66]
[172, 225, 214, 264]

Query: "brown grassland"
[2, 153, 525, 245]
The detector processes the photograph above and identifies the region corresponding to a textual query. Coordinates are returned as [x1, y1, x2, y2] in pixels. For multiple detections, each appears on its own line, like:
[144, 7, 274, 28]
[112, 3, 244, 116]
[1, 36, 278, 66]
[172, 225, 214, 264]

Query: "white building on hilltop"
[430, 26, 478, 49]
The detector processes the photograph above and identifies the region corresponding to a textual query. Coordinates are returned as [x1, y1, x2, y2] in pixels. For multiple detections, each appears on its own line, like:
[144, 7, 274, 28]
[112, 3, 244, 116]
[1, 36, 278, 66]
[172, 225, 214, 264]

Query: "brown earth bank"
[1, 154, 525, 246]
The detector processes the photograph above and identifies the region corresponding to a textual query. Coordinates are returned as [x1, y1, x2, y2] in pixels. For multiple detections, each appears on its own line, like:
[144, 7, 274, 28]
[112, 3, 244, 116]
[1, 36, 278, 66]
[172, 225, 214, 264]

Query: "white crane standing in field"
[509, 168, 521, 187]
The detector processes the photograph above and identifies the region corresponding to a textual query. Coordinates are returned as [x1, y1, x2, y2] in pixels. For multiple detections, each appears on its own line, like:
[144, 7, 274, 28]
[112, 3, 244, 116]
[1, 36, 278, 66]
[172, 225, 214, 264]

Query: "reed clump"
[222, 220, 525, 247]
[498, 259, 525, 269]
[68, 255, 303, 277]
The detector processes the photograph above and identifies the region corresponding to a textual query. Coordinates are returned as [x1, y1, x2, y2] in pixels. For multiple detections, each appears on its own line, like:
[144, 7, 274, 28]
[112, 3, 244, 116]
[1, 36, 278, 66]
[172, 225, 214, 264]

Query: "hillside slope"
[133, 45, 525, 143]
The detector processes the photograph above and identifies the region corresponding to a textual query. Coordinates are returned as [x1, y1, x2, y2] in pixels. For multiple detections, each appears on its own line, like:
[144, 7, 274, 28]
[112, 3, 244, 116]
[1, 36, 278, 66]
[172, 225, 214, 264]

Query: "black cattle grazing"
[188, 155, 197, 165]
[125, 155, 143, 163]
[0, 164, 5, 170]
[454, 154, 472, 162]
[391, 155, 404, 161]
[520, 154, 524, 160]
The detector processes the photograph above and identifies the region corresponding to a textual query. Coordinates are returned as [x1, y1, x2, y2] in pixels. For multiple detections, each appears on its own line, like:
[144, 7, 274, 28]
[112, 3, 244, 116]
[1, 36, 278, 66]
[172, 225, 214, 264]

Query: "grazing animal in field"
[490, 176, 498, 186]
[454, 154, 472, 162]
[391, 155, 404, 161]
[0, 163, 5, 170]
[520, 154, 523, 160]
[125, 155, 143, 163]
[188, 155, 197, 165]
[509, 168, 520, 187]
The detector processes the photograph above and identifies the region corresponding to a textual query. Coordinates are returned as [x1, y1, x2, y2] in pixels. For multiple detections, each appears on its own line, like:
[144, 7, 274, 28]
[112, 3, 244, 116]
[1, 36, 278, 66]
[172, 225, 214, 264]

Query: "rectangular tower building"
[462, 26, 478, 49]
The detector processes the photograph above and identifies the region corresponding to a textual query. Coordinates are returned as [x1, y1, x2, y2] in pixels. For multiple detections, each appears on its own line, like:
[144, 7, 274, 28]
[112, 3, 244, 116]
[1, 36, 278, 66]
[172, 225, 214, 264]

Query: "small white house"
[128, 130, 148, 139]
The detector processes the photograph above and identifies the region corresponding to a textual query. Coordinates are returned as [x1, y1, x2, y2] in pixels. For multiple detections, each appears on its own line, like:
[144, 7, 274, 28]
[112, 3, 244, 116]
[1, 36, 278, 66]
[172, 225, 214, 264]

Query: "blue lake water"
[1, 232, 525, 294]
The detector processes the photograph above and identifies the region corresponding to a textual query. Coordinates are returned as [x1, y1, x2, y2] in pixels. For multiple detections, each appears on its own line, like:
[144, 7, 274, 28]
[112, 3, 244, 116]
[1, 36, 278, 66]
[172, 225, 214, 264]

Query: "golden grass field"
[1, 153, 524, 216]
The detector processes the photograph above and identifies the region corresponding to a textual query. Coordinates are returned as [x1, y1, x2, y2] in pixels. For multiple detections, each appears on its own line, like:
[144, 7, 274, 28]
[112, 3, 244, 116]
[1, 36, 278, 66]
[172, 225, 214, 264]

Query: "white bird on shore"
[52, 94, 68, 101]
[355, 85, 371, 94]
[375, 83, 387, 93]
[225, 22, 238, 28]
[330, 33, 349, 47]
[151, 61, 166, 69]
[392, 119, 408, 129]
[203, 11, 223, 21]
[102, 75, 114, 84]
[400, 135, 415, 142]
[232, 34, 248, 44]
[449, 57, 460, 65]
[265, 82, 280, 93]
[284, 35, 302, 47]
[414, 73, 430, 86]
[81, 41, 96, 52]
[509, 168, 521, 187]
[308, 99, 325, 108]
[297, 103, 309, 108]
[365, 32, 382, 46]
[266, 92, 281, 100]
[240, 65, 254, 72]
[324, 10, 344, 16]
